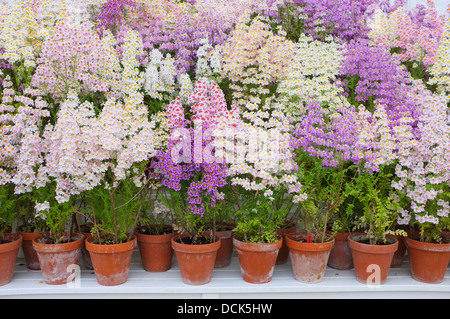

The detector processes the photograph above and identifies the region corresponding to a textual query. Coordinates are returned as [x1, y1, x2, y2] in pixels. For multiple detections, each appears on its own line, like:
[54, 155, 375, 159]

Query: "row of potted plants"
[1, 194, 448, 287]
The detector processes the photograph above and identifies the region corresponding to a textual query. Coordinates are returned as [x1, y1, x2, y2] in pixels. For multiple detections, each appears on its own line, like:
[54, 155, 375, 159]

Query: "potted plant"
[347, 164, 401, 285]
[286, 97, 369, 283]
[0, 184, 22, 286]
[202, 185, 237, 268]
[149, 78, 238, 285]
[286, 149, 343, 284]
[232, 189, 284, 284]
[327, 197, 362, 270]
[16, 194, 49, 270]
[136, 194, 175, 272]
[82, 171, 152, 286]
[38, 29, 162, 286]
[162, 186, 222, 286]
[151, 141, 224, 285]
[30, 185, 84, 285]
[391, 85, 450, 283]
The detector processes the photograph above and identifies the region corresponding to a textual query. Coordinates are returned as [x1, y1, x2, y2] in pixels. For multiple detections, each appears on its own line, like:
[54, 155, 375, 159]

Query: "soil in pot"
[18, 226, 41, 270]
[286, 232, 334, 283]
[405, 236, 450, 284]
[348, 234, 398, 285]
[136, 225, 174, 272]
[233, 236, 282, 284]
[32, 233, 84, 285]
[0, 233, 22, 286]
[85, 235, 137, 286]
[276, 222, 296, 265]
[172, 235, 221, 285]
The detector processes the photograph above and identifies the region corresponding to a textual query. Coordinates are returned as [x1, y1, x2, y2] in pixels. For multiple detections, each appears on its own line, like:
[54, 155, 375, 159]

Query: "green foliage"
[0, 184, 18, 235]
[31, 182, 76, 244]
[82, 168, 152, 245]
[159, 182, 226, 244]
[348, 164, 399, 245]
[294, 150, 352, 243]
[233, 213, 279, 244]
[394, 178, 450, 244]
[272, 2, 307, 42]
[232, 187, 289, 244]
[137, 187, 173, 235]
[43, 201, 76, 244]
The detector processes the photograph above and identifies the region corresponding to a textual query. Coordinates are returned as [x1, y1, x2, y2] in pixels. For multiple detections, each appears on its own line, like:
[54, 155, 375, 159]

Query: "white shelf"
[1, 248, 449, 299]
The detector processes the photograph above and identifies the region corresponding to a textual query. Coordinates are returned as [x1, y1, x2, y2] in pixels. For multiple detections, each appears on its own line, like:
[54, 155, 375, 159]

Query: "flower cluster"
[392, 81, 450, 230]
[1, 0, 450, 246]
[428, 15, 450, 102]
[277, 33, 345, 117]
[368, 1, 446, 68]
[31, 20, 120, 100]
[0, 77, 49, 193]
[44, 30, 157, 201]
[217, 15, 296, 108]
[340, 38, 419, 128]
[150, 78, 234, 216]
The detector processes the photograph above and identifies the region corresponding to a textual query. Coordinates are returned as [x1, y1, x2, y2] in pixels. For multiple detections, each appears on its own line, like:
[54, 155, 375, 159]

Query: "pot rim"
[405, 236, 450, 253]
[285, 232, 334, 251]
[0, 233, 22, 253]
[348, 234, 398, 254]
[172, 236, 221, 253]
[136, 230, 174, 243]
[85, 235, 137, 254]
[232, 235, 282, 252]
[32, 233, 84, 253]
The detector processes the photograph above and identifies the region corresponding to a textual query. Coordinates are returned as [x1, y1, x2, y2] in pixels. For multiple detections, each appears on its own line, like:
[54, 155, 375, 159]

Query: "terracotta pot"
[233, 236, 282, 284]
[405, 236, 450, 284]
[17, 226, 41, 270]
[327, 232, 354, 270]
[214, 226, 234, 268]
[172, 235, 221, 285]
[32, 233, 84, 285]
[79, 224, 93, 270]
[80, 231, 93, 270]
[136, 227, 174, 272]
[85, 235, 136, 286]
[286, 232, 334, 283]
[391, 234, 407, 268]
[0, 233, 22, 286]
[348, 235, 398, 285]
[276, 223, 296, 265]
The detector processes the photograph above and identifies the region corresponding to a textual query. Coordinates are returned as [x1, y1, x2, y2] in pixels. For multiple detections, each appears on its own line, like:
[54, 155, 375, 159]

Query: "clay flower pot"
[85, 235, 137, 286]
[18, 226, 41, 270]
[233, 236, 282, 284]
[286, 232, 334, 283]
[348, 234, 398, 285]
[79, 224, 93, 270]
[327, 232, 354, 270]
[136, 226, 174, 272]
[172, 235, 221, 285]
[33, 233, 84, 285]
[276, 222, 296, 265]
[213, 225, 235, 268]
[390, 234, 407, 268]
[0, 233, 22, 286]
[405, 236, 450, 284]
